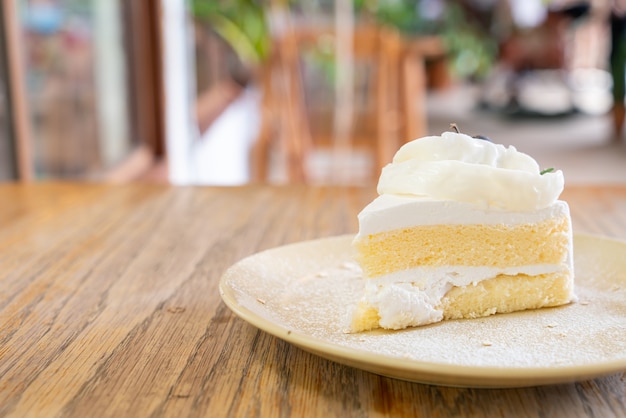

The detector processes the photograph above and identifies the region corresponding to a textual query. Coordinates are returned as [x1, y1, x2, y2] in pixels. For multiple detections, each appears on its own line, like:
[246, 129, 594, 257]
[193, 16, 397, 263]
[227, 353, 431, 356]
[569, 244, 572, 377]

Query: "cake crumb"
[256, 298, 266, 304]
[558, 332, 567, 337]
[482, 341, 493, 347]
[579, 300, 590, 306]
[340, 261, 360, 271]
[545, 323, 558, 328]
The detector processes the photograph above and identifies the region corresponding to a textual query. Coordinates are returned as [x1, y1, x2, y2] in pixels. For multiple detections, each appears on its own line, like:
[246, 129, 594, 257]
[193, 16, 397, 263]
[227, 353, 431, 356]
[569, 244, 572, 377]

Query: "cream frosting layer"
[367, 264, 566, 287]
[377, 131, 564, 211]
[356, 196, 571, 237]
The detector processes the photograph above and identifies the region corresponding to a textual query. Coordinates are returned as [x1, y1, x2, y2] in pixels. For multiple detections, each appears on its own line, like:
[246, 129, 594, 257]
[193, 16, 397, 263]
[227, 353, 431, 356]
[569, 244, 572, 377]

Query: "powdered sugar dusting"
[222, 235, 626, 373]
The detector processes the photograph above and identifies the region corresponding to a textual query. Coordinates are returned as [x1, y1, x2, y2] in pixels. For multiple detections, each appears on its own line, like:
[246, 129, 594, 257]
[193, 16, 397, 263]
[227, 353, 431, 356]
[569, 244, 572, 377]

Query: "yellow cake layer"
[353, 217, 570, 277]
[350, 271, 573, 332]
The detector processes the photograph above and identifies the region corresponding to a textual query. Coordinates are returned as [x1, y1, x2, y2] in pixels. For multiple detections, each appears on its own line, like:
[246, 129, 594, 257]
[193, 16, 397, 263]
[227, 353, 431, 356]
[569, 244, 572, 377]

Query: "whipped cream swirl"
[377, 131, 564, 211]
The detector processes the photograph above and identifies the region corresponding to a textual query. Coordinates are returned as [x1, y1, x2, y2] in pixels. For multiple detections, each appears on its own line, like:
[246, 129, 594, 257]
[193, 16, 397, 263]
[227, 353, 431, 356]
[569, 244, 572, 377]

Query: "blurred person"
[480, 1, 591, 115]
[610, 0, 626, 141]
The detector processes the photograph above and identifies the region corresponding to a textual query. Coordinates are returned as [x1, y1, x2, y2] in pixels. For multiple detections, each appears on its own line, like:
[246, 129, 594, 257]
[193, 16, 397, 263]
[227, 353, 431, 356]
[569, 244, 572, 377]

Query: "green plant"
[354, 0, 497, 79]
[191, 0, 497, 79]
[191, 0, 270, 65]
[439, 3, 497, 79]
[354, 0, 435, 34]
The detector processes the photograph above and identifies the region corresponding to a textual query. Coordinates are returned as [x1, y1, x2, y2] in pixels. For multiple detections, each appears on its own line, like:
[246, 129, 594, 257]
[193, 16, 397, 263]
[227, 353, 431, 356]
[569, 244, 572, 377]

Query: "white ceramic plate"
[219, 234, 626, 388]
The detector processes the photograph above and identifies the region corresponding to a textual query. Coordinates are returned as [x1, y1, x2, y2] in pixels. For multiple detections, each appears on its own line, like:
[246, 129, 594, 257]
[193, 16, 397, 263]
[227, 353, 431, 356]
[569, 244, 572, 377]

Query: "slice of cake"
[350, 130, 575, 332]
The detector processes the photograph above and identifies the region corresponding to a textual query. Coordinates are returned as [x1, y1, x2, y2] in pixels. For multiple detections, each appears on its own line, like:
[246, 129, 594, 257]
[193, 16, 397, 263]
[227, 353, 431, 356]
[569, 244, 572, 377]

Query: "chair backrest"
[252, 23, 431, 184]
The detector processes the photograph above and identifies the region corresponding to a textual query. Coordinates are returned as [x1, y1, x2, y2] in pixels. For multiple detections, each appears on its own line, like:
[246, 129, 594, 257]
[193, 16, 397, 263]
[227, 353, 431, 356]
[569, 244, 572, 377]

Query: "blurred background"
[0, 0, 625, 186]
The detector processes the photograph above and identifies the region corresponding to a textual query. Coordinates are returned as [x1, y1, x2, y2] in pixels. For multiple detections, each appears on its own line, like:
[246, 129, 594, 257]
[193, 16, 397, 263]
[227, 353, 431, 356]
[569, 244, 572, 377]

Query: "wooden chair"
[251, 24, 439, 184]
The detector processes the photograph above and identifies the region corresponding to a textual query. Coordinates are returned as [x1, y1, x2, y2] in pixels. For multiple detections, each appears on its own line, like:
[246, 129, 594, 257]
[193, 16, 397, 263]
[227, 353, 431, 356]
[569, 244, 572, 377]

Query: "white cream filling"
[361, 264, 569, 330]
[356, 196, 571, 237]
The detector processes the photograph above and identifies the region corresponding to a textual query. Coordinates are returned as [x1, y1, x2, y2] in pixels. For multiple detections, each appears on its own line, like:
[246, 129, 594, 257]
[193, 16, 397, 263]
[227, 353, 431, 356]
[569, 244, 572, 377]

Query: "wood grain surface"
[0, 182, 624, 417]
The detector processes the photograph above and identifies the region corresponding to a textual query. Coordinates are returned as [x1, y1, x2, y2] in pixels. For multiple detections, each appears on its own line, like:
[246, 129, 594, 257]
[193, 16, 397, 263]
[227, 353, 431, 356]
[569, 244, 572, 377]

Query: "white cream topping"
[377, 131, 564, 211]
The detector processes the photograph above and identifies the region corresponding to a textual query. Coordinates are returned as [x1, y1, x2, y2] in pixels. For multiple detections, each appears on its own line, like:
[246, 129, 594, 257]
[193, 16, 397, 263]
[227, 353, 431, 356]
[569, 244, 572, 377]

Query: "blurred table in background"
[0, 182, 624, 417]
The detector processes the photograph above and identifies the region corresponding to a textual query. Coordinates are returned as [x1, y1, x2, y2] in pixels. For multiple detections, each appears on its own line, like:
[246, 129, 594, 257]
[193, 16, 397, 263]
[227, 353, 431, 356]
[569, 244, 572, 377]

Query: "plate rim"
[219, 233, 626, 388]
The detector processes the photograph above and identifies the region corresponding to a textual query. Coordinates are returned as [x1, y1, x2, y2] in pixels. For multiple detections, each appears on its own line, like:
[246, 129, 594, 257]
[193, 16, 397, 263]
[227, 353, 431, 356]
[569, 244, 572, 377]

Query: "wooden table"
[1, 182, 624, 417]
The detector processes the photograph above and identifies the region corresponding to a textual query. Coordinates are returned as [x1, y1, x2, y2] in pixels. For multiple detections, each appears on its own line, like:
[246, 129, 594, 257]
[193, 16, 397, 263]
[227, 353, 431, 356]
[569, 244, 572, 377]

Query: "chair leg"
[611, 101, 625, 141]
[251, 67, 274, 182]
[376, 29, 402, 177]
[403, 52, 427, 142]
